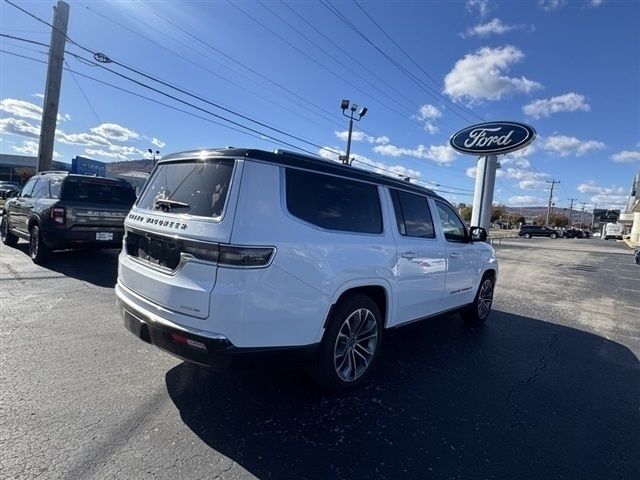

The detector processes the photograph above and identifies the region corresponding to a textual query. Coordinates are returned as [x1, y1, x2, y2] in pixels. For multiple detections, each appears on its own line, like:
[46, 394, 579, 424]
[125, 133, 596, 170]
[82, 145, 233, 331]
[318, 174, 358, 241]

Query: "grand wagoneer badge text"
[128, 213, 188, 230]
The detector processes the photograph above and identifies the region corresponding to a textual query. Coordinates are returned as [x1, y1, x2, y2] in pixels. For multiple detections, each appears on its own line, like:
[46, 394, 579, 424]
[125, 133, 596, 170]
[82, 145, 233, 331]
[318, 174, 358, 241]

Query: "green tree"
[460, 206, 472, 222]
[549, 213, 569, 228]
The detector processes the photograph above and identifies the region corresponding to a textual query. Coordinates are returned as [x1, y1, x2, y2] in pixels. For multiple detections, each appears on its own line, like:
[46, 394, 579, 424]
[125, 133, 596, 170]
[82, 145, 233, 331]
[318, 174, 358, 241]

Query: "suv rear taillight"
[218, 245, 275, 268]
[51, 207, 66, 225]
[184, 243, 275, 268]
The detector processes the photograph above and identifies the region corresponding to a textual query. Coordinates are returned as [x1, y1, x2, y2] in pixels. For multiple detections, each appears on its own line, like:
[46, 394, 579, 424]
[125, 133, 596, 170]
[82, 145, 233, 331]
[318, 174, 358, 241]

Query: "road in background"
[1, 238, 638, 479]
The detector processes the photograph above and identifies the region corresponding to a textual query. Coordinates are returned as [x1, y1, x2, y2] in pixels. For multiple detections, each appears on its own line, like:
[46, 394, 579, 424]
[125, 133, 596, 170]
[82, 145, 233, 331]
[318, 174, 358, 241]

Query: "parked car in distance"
[1, 171, 136, 263]
[518, 225, 559, 239]
[0, 181, 21, 207]
[563, 228, 584, 239]
[602, 222, 623, 240]
[116, 148, 499, 390]
[634, 249, 640, 265]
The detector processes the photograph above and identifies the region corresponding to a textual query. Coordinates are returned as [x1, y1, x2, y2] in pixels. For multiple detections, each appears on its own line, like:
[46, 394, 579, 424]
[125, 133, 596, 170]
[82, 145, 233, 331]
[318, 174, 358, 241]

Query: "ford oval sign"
[449, 121, 536, 155]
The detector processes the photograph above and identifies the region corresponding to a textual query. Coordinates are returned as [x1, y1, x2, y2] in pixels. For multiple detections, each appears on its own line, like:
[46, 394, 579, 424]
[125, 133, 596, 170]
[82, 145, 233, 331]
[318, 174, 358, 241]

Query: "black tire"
[523, 233, 531, 239]
[550, 233, 557, 239]
[1, 216, 18, 247]
[29, 225, 50, 264]
[308, 293, 382, 391]
[461, 273, 495, 326]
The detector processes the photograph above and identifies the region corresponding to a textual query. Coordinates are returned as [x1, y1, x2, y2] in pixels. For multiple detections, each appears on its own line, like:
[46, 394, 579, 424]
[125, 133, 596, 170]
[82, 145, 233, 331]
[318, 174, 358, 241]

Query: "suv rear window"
[285, 168, 382, 234]
[136, 159, 234, 218]
[61, 178, 136, 205]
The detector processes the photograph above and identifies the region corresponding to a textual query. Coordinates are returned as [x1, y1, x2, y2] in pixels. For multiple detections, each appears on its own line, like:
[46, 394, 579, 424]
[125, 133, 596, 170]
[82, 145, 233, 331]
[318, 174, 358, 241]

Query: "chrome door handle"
[401, 251, 418, 259]
[449, 252, 460, 258]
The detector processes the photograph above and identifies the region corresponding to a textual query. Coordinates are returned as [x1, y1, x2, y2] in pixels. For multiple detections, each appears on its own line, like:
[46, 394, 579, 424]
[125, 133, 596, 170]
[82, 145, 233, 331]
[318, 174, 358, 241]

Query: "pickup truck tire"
[29, 225, 50, 264]
[462, 273, 494, 326]
[308, 293, 382, 391]
[1, 217, 18, 246]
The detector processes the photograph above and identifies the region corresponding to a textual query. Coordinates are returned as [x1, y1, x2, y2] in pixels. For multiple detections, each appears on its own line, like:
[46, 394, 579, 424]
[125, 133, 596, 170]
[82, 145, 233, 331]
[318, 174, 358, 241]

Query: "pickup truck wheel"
[523, 233, 531, 239]
[1, 217, 18, 246]
[462, 274, 494, 326]
[308, 294, 382, 391]
[29, 225, 50, 264]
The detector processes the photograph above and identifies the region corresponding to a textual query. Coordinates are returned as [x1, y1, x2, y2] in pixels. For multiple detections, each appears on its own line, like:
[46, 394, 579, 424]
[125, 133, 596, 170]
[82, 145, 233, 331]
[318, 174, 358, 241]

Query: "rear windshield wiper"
[154, 198, 190, 211]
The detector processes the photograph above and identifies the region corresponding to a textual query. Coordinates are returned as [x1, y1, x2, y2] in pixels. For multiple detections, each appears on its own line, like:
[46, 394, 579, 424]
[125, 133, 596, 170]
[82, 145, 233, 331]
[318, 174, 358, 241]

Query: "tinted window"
[435, 201, 467, 242]
[61, 178, 136, 205]
[286, 169, 382, 234]
[137, 159, 234, 217]
[20, 178, 38, 198]
[32, 178, 50, 199]
[390, 189, 435, 238]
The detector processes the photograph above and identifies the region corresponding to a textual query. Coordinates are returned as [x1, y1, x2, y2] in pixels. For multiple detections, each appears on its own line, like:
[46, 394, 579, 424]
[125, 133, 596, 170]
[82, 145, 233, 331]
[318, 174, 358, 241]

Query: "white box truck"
[602, 222, 623, 240]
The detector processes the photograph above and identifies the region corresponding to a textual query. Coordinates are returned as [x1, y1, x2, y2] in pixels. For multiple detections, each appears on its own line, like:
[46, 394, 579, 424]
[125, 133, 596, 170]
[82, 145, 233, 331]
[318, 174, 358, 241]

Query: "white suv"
[116, 148, 498, 390]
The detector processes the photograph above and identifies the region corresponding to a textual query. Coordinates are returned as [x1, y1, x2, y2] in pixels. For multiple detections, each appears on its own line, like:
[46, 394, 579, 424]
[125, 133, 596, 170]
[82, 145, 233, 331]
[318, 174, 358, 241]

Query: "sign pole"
[471, 154, 498, 232]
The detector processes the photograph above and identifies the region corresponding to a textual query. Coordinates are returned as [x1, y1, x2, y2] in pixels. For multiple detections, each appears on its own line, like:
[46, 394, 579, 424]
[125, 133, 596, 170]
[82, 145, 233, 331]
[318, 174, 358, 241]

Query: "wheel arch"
[324, 282, 390, 332]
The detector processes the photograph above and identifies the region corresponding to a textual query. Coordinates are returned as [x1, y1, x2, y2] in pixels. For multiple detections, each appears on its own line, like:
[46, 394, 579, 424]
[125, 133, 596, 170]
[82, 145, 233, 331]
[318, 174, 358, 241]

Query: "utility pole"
[339, 99, 367, 165]
[590, 202, 598, 231]
[567, 198, 577, 227]
[37, 1, 70, 173]
[545, 180, 560, 226]
[579, 202, 587, 229]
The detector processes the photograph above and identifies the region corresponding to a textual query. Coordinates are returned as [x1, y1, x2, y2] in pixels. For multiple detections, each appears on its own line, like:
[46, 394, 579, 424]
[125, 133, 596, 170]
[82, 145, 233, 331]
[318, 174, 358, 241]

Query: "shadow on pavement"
[166, 311, 640, 480]
[14, 243, 119, 287]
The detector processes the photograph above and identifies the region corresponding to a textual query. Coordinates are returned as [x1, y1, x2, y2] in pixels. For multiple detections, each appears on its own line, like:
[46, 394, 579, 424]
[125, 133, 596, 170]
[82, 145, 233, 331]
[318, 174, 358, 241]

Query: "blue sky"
[1, 0, 639, 210]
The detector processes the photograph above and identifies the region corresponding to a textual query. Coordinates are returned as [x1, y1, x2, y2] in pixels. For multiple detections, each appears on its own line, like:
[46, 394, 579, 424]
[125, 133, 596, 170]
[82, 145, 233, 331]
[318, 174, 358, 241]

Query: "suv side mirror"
[469, 226, 487, 242]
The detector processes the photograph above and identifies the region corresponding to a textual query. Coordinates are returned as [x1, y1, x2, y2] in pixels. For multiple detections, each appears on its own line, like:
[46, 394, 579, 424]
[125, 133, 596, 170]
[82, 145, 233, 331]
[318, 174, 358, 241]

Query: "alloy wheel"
[333, 308, 378, 382]
[477, 279, 494, 320]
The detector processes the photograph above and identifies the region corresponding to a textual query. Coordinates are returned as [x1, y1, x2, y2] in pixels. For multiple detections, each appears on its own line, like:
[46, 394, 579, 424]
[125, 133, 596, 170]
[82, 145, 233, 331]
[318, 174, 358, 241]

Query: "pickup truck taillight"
[51, 207, 66, 225]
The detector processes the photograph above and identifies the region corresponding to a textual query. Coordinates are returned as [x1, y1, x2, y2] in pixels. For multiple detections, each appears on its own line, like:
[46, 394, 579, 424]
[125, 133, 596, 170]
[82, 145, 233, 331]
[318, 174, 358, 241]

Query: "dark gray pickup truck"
[1, 171, 136, 264]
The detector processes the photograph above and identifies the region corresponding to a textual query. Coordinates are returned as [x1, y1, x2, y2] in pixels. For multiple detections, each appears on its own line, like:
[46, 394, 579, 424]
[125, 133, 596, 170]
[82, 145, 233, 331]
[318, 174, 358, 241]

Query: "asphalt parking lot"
[1, 238, 639, 479]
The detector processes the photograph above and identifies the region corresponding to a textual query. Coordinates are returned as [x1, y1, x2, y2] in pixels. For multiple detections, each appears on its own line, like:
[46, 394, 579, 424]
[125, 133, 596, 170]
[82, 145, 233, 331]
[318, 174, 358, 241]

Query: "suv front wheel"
[461, 273, 495, 326]
[308, 293, 382, 391]
[1, 216, 18, 246]
[29, 225, 50, 264]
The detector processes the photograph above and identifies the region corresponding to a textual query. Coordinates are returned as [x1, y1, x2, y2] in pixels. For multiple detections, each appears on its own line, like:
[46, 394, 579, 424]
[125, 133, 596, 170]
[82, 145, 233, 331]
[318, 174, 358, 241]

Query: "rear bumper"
[116, 291, 319, 371]
[41, 227, 124, 248]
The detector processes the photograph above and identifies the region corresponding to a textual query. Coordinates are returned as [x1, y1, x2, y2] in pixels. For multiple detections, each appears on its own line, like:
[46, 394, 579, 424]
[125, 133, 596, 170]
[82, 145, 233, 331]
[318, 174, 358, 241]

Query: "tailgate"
[65, 202, 130, 229]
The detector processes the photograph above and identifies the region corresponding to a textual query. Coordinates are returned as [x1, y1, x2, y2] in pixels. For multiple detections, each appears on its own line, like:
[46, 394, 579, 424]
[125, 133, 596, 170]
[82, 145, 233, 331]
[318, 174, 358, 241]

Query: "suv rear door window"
[20, 177, 38, 198]
[61, 178, 136, 205]
[32, 178, 50, 199]
[285, 168, 382, 234]
[390, 189, 435, 238]
[136, 159, 234, 217]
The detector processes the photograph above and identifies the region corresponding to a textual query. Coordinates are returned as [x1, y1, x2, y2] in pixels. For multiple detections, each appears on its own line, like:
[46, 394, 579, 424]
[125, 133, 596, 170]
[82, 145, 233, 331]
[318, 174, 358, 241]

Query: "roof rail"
[37, 170, 69, 175]
[273, 149, 326, 162]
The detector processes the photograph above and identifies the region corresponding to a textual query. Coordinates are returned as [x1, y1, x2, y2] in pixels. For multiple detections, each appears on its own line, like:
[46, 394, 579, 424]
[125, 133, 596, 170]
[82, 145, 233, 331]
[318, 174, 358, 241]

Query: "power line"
[319, 0, 480, 125]
[229, 0, 414, 121]
[0, 48, 293, 148]
[352, 0, 483, 123]
[76, 2, 344, 134]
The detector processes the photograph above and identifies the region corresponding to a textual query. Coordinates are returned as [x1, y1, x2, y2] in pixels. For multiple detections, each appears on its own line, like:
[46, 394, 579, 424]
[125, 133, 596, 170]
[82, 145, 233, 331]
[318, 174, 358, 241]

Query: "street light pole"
[340, 99, 367, 165]
[148, 148, 160, 165]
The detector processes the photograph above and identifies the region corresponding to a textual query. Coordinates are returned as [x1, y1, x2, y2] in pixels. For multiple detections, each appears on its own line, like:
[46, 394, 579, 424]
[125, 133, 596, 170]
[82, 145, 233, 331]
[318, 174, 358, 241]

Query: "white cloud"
[518, 179, 547, 190]
[151, 137, 166, 149]
[577, 181, 627, 209]
[466, 166, 477, 178]
[466, 0, 491, 17]
[373, 143, 458, 165]
[0, 117, 41, 139]
[508, 195, 546, 206]
[542, 135, 605, 156]
[317, 147, 422, 179]
[538, 0, 567, 11]
[611, 150, 640, 163]
[523, 93, 590, 118]
[334, 130, 389, 145]
[32, 93, 44, 99]
[11, 140, 60, 159]
[56, 130, 111, 147]
[463, 18, 519, 38]
[589, 0, 603, 6]
[90, 123, 140, 142]
[443, 46, 542, 104]
[0, 98, 70, 122]
[415, 104, 442, 134]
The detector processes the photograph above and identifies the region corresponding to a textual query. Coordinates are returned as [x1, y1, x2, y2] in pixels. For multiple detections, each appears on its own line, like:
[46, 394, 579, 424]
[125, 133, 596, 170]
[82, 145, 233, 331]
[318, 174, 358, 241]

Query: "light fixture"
[359, 107, 368, 118]
[340, 99, 350, 110]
